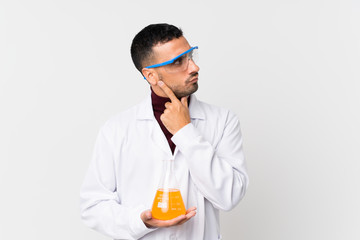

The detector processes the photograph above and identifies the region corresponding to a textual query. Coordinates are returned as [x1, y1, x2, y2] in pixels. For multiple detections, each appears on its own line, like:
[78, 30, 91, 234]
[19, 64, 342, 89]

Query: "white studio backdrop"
[0, 0, 359, 239]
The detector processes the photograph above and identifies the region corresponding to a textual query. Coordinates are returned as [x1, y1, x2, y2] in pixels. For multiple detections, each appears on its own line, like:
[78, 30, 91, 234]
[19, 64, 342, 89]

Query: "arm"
[172, 112, 249, 211]
[79, 123, 155, 239]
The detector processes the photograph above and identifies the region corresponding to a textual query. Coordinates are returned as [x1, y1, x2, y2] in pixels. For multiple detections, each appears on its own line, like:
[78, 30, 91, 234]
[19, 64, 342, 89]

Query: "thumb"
[181, 96, 188, 108]
[141, 210, 152, 221]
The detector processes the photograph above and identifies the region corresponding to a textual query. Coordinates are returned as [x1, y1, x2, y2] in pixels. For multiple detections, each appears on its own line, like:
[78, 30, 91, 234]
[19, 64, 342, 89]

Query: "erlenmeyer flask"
[151, 159, 186, 220]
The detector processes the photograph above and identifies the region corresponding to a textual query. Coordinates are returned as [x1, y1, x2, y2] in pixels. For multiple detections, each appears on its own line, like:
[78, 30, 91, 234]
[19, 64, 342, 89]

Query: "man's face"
[151, 36, 200, 98]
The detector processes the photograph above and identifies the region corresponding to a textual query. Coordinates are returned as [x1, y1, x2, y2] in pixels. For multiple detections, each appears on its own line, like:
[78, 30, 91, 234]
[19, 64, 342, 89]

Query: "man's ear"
[142, 68, 158, 85]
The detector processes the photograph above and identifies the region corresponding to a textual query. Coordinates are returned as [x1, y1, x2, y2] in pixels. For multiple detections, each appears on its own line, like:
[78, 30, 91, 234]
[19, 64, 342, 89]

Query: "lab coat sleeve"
[171, 110, 249, 211]
[80, 123, 155, 239]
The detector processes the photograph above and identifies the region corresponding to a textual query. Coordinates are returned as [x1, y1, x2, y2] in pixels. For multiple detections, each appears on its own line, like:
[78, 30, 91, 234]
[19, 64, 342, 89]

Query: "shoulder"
[193, 97, 242, 138]
[190, 96, 242, 145]
[194, 97, 238, 123]
[100, 98, 147, 135]
[197, 99, 229, 114]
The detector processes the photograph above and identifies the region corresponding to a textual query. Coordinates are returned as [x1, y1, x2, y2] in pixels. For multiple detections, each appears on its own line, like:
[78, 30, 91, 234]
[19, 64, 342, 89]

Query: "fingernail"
[158, 81, 164, 86]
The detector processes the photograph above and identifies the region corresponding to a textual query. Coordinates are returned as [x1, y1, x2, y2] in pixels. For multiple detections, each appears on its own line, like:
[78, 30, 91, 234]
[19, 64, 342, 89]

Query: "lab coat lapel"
[136, 94, 172, 156]
[151, 122, 172, 156]
[188, 94, 205, 126]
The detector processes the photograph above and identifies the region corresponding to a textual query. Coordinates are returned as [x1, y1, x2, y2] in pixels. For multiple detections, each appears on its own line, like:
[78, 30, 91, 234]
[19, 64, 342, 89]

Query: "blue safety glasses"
[143, 46, 198, 78]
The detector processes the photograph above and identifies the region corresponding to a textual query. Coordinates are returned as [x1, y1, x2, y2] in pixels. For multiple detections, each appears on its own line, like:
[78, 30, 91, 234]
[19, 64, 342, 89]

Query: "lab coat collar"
[136, 92, 205, 120]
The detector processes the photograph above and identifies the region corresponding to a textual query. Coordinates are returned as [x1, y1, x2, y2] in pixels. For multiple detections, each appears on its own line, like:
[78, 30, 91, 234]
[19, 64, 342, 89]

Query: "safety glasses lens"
[164, 48, 198, 73]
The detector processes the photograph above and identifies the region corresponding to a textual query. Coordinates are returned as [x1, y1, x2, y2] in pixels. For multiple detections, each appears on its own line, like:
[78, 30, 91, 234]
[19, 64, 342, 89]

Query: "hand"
[140, 207, 197, 228]
[157, 81, 191, 135]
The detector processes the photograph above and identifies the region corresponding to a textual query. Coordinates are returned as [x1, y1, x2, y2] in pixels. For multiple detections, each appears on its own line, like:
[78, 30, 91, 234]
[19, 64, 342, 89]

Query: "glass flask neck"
[158, 159, 179, 190]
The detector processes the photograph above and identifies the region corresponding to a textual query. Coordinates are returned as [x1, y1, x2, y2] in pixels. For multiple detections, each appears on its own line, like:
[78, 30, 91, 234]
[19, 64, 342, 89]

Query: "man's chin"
[175, 83, 198, 98]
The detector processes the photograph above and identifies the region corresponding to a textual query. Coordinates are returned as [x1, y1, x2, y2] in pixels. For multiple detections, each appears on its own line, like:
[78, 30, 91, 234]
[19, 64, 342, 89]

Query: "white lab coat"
[80, 94, 249, 240]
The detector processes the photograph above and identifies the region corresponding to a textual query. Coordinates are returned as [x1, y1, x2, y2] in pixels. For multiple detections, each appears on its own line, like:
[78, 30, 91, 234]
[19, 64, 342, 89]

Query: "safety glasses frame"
[144, 46, 198, 69]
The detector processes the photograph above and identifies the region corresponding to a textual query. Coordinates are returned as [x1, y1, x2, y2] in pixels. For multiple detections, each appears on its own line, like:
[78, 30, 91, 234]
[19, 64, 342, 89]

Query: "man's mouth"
[188, 73, 199, 83]
[189, 77, 198, 83]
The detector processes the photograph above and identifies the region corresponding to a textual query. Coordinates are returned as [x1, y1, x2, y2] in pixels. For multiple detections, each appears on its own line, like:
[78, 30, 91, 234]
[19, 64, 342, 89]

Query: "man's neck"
[151, 85, 168, 98]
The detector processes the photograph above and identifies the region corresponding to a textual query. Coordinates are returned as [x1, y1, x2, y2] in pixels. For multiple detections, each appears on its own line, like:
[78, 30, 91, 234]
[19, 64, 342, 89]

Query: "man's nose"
[188, 59, 200, 73]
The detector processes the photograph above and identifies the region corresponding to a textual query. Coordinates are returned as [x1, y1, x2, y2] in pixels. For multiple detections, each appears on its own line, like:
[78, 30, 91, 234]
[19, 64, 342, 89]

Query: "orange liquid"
[151, 188, 186, 220]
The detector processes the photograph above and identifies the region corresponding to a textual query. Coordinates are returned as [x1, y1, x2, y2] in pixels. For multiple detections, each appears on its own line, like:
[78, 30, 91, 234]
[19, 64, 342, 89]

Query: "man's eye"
[173, 56, 184, 65]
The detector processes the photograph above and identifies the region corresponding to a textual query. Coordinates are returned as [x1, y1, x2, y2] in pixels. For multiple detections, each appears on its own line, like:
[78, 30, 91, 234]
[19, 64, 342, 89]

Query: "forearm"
[80, 124, 155, 239]
[172, 120, 249, 211]
[80, 195, 151, 239]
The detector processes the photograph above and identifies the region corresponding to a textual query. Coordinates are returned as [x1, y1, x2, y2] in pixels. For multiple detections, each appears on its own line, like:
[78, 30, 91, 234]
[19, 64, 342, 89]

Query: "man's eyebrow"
[169, 54, 185, 63]
[177, 54, 188, 60]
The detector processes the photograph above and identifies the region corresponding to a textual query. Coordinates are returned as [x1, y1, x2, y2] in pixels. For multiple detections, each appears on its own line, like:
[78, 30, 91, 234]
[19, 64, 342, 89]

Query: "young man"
[80, 23, 249, 240]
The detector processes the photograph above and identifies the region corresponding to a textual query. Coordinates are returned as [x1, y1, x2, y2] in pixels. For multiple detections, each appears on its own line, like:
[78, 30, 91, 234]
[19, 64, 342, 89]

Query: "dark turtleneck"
[150, 87, 191, 154]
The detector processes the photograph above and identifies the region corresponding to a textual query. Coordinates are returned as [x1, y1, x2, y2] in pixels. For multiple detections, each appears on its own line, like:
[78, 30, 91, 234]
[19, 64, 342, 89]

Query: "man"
[80, 23, 248, 240]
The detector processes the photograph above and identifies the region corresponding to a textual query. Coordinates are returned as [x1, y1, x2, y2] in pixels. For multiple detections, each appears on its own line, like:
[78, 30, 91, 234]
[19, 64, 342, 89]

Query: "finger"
[186, 207, 197, 214]
[181, 96, 188, 108]
[157, 81, 179, 103]
[142, 210, 152, 220]
[160, 114, 166, 122]
[178, 210, 197, 225]
[165, 214, 187, 226]
[164, 102, 171, 109]
[154, 214, 186, 227]
[186, 210, 197, 218]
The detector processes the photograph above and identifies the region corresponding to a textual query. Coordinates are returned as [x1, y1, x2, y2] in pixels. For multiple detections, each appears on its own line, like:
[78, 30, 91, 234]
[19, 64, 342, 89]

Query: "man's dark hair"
[130, 23, 183, 74]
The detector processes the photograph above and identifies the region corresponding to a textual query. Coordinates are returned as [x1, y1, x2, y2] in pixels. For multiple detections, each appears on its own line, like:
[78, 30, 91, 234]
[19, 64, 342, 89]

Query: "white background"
[1, 0, 359, 239]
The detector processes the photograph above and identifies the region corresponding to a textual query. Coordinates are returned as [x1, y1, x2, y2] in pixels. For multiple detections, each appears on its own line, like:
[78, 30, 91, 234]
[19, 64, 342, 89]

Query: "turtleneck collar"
[151, 87, 171, 112]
